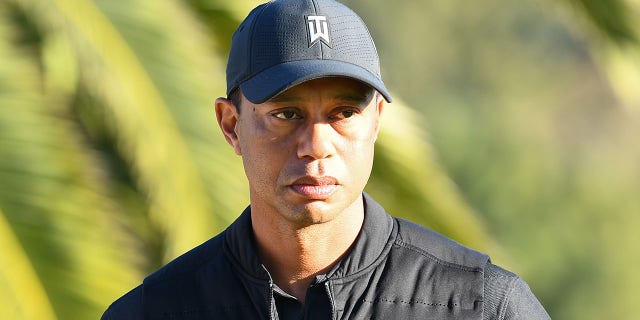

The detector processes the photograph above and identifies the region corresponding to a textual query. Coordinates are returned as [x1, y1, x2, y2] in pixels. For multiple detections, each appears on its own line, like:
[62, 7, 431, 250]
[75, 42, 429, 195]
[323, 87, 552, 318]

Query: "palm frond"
[0, 209, 56, 320]
[0, 3, 142, 318]
[563, 0, 640, 111]
[44, 0, 222, 260]
[567, 0, 638, 45]
[369, 99, 501, 257]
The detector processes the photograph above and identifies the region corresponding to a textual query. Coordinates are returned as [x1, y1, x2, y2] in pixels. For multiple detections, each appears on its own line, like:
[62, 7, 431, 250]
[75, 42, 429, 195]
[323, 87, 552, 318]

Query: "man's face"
[217, 77, 384, 226]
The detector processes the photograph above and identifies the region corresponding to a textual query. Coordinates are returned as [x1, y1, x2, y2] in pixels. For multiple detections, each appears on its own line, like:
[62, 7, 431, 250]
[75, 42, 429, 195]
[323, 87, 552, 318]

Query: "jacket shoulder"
[483, 263, 550, 320]
[144, 232, 225, 285]
[101, 285, 143, 320]
[101, 234, 226, 319]
[394, 218, 489, 270]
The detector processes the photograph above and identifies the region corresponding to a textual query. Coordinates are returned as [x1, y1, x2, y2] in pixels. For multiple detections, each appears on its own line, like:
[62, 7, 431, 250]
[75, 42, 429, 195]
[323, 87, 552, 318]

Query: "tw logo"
[307, 15, 330, 46]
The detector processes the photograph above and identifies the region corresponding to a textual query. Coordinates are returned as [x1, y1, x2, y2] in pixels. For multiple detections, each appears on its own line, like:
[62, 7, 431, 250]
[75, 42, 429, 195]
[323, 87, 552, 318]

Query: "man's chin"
[275, 189, 361, 226]
[280, 200, 343, 226]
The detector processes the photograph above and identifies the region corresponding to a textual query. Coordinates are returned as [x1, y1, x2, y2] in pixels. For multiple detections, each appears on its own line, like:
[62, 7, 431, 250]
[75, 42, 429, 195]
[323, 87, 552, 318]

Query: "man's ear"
[376, 93, 385, 117]
[215, 97, 242, 155]
[373, 93, 385, 142]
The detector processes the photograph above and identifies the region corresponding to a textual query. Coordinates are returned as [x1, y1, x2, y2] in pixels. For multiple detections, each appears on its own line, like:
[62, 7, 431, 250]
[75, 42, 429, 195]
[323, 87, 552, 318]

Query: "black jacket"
[103, 194, 549, 319]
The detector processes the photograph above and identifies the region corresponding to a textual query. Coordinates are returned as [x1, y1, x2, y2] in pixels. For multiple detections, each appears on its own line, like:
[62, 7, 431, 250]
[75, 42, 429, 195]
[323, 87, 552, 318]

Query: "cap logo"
[307, 15, 330, 46]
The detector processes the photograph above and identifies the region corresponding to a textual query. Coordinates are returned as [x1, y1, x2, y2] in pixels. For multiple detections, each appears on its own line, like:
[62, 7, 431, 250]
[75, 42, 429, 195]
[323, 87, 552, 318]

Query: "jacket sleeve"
[484, 263, 550, 320]
[101, 285, 144, 320]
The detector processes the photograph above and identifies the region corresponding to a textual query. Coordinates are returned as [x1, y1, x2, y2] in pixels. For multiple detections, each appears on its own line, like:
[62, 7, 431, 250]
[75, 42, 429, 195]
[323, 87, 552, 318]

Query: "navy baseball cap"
[226, 0, 392, 104]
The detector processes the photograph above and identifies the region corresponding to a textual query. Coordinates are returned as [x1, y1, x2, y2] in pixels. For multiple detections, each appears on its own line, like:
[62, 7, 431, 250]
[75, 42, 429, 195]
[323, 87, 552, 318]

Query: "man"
[103, 0, 550, 319]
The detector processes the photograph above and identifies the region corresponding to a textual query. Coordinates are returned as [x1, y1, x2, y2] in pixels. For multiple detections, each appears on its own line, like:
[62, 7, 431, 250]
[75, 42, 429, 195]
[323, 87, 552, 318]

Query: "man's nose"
[296, 122, 336, 160]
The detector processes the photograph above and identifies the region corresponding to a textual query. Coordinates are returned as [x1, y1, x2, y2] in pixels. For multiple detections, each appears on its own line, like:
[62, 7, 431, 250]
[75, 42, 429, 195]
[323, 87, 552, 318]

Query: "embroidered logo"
[307, 15, 330, 46]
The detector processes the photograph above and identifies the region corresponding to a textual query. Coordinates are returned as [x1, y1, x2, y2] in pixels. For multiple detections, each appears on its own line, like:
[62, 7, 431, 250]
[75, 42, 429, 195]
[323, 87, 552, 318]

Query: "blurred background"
[1, 0, 639, 319]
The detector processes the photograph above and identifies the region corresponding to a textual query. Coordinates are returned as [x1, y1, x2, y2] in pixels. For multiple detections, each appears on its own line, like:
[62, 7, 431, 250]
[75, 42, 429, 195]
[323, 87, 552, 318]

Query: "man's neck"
[251, 198, 365, 303]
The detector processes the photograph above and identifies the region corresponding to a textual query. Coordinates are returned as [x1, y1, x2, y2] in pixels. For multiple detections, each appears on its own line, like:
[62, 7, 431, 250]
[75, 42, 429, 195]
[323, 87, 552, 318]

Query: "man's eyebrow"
[268, 94, 305, 103]
[268, 89, 374, 104]
[333, 91, 374, 104]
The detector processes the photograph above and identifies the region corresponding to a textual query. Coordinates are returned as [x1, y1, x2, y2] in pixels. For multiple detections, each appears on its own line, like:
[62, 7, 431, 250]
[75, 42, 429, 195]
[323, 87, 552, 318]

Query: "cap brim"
[239, 59, 392, 104]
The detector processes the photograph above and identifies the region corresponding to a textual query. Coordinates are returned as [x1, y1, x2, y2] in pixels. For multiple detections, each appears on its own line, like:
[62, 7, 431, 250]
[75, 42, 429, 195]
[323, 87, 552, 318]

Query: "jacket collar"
[326, 193, 395, 279]
[223, 204, 270, 280]
[223, 193, 396, 281]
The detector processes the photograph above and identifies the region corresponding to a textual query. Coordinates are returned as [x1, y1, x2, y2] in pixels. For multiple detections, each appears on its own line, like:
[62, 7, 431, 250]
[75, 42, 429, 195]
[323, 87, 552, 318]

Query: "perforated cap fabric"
[226, 0, 392, 104]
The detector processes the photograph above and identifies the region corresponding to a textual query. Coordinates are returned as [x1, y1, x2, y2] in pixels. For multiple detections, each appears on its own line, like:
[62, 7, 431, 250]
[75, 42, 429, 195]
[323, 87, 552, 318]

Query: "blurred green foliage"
[1, 0, 639, 319]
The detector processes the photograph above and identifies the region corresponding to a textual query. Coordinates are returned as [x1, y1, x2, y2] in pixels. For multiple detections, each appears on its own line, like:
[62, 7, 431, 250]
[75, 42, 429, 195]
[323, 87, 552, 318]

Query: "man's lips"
[289, 176, 339, 199]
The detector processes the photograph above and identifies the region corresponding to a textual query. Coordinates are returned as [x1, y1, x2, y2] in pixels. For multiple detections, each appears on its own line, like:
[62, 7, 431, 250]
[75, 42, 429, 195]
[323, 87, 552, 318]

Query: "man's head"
[215, 0, 390, 225]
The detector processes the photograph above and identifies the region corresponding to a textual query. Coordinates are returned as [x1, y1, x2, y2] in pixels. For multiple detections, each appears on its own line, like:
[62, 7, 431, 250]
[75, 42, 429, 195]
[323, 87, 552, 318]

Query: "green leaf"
[567, 0, 638, 45]
[0, 3, 142, 317]
[0, 208, 56, 320]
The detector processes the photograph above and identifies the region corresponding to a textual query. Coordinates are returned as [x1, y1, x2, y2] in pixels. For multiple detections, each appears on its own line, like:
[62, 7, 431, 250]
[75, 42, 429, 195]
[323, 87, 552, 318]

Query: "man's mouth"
[289, 176, 339, 199]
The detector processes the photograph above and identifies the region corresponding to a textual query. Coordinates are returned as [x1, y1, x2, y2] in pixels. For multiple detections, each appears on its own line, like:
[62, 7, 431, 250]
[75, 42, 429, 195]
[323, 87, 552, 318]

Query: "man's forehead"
[268, 78, 375, 104]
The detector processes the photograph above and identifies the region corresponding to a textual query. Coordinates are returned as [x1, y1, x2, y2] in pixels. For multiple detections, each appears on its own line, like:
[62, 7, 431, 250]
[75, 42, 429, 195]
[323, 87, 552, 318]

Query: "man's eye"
[340, 110, 355, 118]
[273, 110, 301, 120]
[332, 109, 357, 120]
